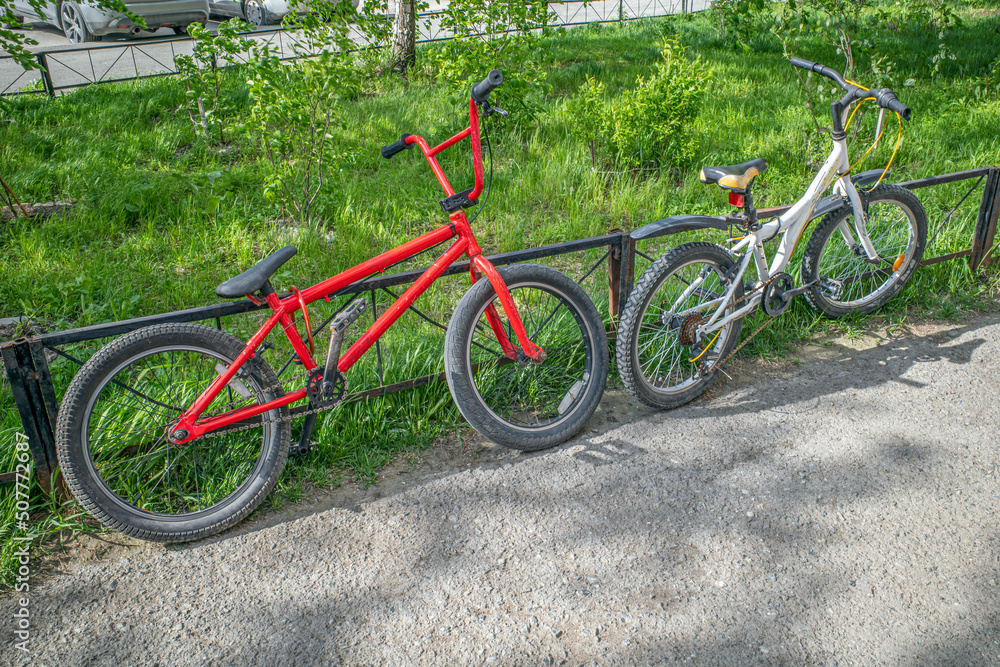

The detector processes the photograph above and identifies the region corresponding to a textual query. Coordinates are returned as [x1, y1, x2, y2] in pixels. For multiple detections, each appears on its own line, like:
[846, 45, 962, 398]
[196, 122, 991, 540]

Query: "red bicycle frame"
[172, 99, 543, 443]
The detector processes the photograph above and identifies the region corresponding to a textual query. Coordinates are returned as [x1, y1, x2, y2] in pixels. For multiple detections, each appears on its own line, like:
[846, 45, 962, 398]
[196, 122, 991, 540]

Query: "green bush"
[564, 75, 607, 167]
[173, 19, 254, 143]
[709, 0, 771, 50]
[567, 38, 707, 171]
[247, 4, 362, 224]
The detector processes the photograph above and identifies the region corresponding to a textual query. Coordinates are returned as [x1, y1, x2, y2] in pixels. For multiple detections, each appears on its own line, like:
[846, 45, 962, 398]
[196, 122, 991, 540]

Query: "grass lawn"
[1, 5, 998, 586]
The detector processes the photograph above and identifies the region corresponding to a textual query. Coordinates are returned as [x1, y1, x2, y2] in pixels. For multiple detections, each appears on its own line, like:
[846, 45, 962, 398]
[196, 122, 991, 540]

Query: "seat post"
[260, 280, 275, 297]
[744, 179, 759, 229]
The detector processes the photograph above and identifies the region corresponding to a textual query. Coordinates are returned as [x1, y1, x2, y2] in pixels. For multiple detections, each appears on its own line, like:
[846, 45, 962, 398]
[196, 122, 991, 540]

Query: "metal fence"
[3, 164, 999, 485]
[1, 231, 627, 488]
[0, 0, 706, 97]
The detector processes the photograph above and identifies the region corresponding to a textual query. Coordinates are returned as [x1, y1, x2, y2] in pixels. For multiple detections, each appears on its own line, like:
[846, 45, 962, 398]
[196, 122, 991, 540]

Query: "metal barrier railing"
[0, 0, 700, 97]
[3, 164, 999, 485]
[1, 231, 626, 487]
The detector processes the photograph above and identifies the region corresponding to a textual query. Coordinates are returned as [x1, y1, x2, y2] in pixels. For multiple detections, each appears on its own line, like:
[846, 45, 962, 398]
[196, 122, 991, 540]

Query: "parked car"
[8, 0, 210, 43]
[208, 0, 357, 29]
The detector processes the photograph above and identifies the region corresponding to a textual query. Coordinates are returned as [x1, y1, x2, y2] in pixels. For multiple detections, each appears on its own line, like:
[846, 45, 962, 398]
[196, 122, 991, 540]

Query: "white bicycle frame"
[676, 103, 881, 341]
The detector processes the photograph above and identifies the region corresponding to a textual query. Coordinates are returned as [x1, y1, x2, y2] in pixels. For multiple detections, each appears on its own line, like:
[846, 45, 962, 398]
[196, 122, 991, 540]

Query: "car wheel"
[60, 2, 96, 43]
[243, 0, 269, 28]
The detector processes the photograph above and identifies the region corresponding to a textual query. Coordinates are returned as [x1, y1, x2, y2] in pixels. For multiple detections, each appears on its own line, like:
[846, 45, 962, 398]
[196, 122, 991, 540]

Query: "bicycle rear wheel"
[56, 323, 290, 542]
[444, 264, 609, 451]
[617, 242, 744, 409]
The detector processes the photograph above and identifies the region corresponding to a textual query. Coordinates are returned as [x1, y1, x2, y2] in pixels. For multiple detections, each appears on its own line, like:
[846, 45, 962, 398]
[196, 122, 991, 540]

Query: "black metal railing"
[3, 164, 998, 484]
[1, 231, 626, 486]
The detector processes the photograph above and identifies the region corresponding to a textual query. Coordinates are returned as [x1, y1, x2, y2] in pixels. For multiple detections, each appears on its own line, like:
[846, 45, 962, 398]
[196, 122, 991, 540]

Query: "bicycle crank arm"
[761, 274, 817, 318]
[293, 412, 317, 457]
[323, 298, 368, 394]
[778, 279, 819, 302]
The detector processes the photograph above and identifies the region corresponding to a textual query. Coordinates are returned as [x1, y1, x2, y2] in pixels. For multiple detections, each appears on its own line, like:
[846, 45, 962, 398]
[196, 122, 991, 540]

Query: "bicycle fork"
[469, 254, 547, 363]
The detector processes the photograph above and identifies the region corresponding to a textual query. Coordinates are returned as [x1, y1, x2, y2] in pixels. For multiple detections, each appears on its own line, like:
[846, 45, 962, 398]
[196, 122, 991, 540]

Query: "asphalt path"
[2, 313, 998, 665]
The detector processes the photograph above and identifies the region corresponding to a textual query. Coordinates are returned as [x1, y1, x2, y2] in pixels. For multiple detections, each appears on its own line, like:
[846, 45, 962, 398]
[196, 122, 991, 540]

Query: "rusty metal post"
[619, 233, 635, 317]
[35, 52, 55, 97]
[970, 167, 1000, 272]
[607, 230, 623, 328]
[607, 230, 635, 334]
[1, 338, 58, 490]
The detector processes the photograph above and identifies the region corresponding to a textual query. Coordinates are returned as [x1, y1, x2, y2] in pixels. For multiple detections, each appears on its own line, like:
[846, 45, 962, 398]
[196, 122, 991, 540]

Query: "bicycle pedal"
[289, 442, 314, 457]
[323, 298, 367, 385]
[819, 276, 844, 299]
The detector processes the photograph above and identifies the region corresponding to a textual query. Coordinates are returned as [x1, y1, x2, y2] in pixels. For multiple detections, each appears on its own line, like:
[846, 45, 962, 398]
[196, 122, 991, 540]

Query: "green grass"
[1, 6, 999, 586]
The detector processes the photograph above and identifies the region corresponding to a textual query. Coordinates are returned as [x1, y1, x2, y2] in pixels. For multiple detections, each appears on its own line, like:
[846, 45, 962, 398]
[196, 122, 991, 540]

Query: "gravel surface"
[4, 314, 1000, 666]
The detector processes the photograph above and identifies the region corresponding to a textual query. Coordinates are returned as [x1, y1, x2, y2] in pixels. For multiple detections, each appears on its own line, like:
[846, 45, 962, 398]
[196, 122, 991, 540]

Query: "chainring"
[761, 272, 794, 317]
[307, 368, 346, 408]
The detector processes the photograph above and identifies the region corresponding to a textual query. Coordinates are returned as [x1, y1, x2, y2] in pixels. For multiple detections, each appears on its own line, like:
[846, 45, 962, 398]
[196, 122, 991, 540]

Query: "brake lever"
[483, 101, 508, 118]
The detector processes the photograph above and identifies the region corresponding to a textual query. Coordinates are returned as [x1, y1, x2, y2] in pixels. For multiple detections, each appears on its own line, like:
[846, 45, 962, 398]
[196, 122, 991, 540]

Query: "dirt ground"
[3, 312, 999, 665]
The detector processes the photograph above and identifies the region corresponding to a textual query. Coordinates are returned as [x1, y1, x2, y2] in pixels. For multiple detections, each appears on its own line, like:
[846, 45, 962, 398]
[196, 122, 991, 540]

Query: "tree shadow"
[660, 316, 992, 422]
[6, 316, 999, 665]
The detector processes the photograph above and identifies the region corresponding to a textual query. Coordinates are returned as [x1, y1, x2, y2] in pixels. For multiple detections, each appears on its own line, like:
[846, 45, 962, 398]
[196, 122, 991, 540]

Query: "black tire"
[617, 242, 744, 410]
[59, 2, 96, 43]
[55, 323, 290, 543]
[444, 263, 608, 451]
[243, 0, 270, 28]
[802, 184, 927, 317]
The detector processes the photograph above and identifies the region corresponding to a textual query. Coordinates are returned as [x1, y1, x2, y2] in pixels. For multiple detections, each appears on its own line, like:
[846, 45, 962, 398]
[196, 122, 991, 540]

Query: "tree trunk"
[392, 0, 416, 72]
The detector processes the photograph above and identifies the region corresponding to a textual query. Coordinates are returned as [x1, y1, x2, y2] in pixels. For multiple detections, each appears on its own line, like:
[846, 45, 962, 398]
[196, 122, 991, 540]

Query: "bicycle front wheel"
[445, 263, 609, 451]
[56, 323, 290, 542]
[802, 184, 927, 317]
[617, 242, 744, 410]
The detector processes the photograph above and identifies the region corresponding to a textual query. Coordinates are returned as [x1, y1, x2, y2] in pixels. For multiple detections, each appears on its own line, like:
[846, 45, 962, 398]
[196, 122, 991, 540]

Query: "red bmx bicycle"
[55, 70, 609, 542]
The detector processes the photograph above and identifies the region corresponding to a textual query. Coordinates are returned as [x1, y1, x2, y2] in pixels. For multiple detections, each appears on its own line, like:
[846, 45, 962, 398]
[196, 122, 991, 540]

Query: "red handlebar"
[388, 98, 486, 205]
[384, 69, 508, 209]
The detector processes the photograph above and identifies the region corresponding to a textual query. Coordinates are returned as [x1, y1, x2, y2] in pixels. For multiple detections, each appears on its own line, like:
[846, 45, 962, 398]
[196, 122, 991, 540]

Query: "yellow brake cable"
[689, 329, 722, 364]
[844, 94, 904, 193]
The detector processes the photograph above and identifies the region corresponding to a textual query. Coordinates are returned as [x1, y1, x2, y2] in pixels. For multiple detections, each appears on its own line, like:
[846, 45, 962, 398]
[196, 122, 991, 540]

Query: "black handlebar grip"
[789, 57, 849, 90]
[381, 133, 413, 159]
[471, 69, 503, 105]
[789, 56, 816, 71]
[889, 99, 912, 122]
[871, 89, 912, 121]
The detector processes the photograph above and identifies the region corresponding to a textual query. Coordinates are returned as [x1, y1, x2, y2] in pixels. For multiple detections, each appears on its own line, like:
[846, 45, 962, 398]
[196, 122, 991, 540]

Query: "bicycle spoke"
[818, 199, 917, 308]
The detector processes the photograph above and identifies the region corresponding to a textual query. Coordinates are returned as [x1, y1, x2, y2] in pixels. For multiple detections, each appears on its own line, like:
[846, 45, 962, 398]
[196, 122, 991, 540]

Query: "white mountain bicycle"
[617, 57, 928, 409]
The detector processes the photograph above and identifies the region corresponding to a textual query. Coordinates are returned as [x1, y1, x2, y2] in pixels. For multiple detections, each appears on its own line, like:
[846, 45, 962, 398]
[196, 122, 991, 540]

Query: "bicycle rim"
[466, 282, 594, 432]
[816, 199, 918, 308]
[81, 344, 279, 519]
[634, 259, 736, 394]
